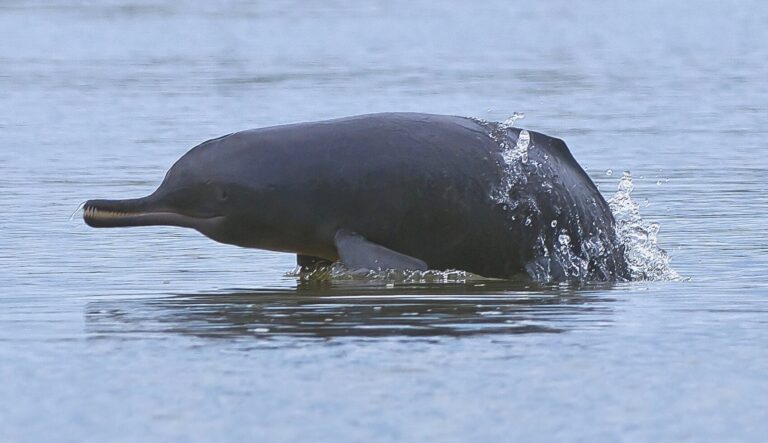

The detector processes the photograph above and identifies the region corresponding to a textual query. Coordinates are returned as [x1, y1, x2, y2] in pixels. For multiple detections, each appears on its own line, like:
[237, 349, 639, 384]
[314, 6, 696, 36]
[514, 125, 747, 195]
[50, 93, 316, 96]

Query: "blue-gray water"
[2, 1, 767, 441]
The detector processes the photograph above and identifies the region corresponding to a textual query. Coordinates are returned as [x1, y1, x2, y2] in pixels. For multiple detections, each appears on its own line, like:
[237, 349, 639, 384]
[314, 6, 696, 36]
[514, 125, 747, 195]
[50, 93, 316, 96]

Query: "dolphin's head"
[83, 139, 254, 244]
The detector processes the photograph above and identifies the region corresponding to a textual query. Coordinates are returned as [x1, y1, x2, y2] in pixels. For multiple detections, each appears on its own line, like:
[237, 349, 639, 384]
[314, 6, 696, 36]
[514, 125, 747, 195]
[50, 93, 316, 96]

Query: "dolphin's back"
[184, 113, 626, 280]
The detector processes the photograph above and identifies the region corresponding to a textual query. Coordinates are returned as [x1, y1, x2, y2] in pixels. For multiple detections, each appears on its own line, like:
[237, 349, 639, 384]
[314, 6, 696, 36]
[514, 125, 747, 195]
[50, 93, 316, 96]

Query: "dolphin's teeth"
[84, 207, 130, 219]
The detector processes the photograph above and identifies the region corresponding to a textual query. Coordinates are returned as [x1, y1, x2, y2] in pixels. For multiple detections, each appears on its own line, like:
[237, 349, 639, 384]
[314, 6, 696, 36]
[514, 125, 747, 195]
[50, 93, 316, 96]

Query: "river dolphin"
[84, 113, 628, 281]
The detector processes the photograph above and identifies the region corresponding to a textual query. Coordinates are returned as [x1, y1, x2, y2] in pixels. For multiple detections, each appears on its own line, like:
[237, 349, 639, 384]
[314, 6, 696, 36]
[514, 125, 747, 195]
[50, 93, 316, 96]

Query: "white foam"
[608, 171, 682, 281]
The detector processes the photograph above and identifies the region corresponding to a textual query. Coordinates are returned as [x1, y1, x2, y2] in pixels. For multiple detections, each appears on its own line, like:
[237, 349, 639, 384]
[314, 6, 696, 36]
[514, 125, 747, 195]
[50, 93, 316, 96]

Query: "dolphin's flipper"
[334, 229, 428, 271]
[297, 254, 333, 268]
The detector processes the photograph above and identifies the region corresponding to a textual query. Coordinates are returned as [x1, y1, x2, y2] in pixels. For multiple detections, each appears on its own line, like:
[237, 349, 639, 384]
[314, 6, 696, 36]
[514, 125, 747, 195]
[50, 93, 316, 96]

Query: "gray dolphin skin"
[84, 113, 628, 281]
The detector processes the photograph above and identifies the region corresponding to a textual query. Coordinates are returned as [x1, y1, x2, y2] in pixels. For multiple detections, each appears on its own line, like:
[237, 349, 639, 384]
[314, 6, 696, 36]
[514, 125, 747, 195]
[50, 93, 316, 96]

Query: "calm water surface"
[2, 1, 767, 441]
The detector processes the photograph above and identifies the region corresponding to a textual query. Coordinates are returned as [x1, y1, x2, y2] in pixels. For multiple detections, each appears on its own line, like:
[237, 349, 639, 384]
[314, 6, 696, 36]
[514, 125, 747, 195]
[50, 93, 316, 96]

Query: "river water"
[1, 1, 767, 441]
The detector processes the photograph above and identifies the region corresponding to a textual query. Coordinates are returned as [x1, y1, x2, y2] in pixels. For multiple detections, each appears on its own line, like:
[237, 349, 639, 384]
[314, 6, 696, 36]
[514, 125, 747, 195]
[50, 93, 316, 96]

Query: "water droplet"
[525, 217, 532, 226]
[516, 130, 530, 150]
[607, 170, 681, 282]
[605, 169, 613, 176]
[503, 112, 525, 127]
[550, 220, 558, 228]
[617, 171, 634, 193]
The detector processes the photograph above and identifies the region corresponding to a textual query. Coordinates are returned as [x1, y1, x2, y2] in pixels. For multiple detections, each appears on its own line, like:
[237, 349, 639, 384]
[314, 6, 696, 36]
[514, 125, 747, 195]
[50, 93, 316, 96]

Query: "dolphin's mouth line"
[83, 204, 222, 228]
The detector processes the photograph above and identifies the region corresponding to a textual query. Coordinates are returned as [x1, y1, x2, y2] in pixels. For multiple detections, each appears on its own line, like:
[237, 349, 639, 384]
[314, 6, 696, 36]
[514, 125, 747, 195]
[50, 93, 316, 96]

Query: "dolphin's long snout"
[82, 196, 164, 228]
[83, 193, 223, 229]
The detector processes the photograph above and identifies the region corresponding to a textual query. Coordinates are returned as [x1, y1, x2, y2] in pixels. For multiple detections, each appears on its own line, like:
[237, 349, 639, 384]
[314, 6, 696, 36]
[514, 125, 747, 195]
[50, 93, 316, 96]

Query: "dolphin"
[84, 113, 628, 281]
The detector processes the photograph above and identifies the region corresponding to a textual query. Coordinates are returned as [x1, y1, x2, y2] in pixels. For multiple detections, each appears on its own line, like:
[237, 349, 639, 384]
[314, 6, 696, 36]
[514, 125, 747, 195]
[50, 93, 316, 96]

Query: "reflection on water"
[86, 281, 617, 339]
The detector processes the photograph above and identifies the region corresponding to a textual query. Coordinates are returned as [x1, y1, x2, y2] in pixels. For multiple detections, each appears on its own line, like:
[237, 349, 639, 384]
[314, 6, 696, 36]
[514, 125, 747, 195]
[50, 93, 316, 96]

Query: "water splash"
[287, 264, 480, 284]
[491, 114, 534, 203]
[526, 171, 681, 283]
[608, 171, 681, 281]
[502, 111, 525, 127]
[481, 114, 619, 282]
[486, 113, 679, 283]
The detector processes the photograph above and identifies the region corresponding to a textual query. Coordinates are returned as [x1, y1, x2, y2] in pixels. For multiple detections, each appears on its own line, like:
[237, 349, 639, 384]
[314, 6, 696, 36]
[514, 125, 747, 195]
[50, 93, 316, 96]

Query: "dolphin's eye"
[217, 187, 229, 201]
